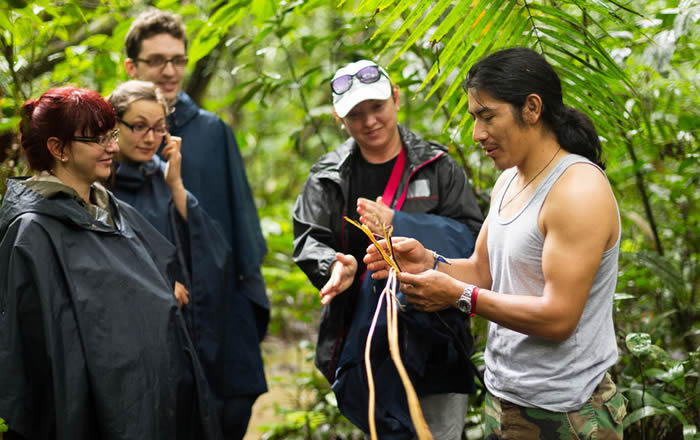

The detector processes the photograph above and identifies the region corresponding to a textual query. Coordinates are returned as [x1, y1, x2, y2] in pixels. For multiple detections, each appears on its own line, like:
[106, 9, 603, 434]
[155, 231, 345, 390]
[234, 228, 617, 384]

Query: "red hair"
[20, 86, 117, 171]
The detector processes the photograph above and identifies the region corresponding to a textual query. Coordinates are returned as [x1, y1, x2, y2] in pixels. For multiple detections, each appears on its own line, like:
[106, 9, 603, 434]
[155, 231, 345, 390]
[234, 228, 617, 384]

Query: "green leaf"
[0, 10, 13, 32]
[250, 0, 275, 25]
[367, 0, 413, 41]
[682, 425, 697, 440]
[378, 0, 433, 52]
[81, 34, 108, 48]
[623, 406, 668, 429]
[614, 292, 636, 301]
[188, 1, 248, 66]
[390, 0, 452, 62]
[0, 116, 20, 131]
[421, 0, 491, 89]
[430, 0, 476, 43]
[626, 332, 653, 356]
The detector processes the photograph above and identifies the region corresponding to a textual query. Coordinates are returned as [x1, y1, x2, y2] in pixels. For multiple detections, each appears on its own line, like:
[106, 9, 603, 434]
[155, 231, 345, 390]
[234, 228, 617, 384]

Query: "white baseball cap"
[331, 60, 392, 118]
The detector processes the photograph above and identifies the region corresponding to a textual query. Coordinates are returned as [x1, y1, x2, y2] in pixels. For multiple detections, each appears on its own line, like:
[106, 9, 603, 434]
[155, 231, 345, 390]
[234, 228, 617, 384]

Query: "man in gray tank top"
[365, 47, 627, 439]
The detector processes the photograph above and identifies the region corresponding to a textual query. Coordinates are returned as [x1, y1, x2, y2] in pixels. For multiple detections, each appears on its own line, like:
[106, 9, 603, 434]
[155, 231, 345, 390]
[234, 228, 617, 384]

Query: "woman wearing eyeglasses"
[0, 86, 222, 439]
[107, 81, 261, 440]
[108, 80, 192, 307]
[293, 60, 484, 439]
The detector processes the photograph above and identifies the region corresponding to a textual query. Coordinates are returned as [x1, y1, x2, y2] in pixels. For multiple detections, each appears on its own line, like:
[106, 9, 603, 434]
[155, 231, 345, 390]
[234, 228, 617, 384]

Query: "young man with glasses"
[293, 59, 484, 439]
[124, 10, 268, 440]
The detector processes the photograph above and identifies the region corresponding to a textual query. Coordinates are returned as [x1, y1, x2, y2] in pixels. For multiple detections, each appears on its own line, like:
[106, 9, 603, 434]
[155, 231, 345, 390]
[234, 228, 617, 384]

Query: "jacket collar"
[114, 156, 163, 192]
[313, 124, 445, 182]
[0, 177, 120, 236]
[169, 91, 200, 130]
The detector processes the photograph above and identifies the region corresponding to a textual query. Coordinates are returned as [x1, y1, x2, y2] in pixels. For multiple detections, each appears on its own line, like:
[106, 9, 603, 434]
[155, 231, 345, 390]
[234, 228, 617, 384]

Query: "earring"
[61, 157, 67, 163]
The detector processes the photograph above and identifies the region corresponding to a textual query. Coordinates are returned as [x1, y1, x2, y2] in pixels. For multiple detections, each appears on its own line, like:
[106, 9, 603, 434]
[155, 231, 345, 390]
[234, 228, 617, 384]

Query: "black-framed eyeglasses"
[118, 118, 168, 137]
[331, 65, 387, 95]
[73, 129, 119, 147]
[135, 55, 188, 69]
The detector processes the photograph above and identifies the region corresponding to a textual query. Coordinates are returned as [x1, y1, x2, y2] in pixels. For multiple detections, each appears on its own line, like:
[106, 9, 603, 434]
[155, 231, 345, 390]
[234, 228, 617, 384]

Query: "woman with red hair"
[0, 86, 222, 440]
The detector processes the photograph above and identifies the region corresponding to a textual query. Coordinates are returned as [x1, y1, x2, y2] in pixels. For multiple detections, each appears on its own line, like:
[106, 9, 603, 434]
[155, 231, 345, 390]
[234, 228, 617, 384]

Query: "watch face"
[457, 295, 471, 314]
[458, 286, 473, 314]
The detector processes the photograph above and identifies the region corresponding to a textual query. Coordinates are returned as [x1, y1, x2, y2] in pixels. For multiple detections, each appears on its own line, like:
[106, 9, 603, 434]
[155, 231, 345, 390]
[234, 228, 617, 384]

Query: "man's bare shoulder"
[542, 161, 618, 244]
[552, 162, 614, 205]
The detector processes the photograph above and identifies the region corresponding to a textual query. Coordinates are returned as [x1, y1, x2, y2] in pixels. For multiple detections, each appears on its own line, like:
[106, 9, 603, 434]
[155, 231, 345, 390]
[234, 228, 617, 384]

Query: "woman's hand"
[319, 253, 358, 305]
[364, 236, 432, 280]
[174, 281, 190, 308]
[398, 270, 463, 312]
[162, 133, 183, 190]
[357, 196, 394, 236]
[162, 133, 188, 220]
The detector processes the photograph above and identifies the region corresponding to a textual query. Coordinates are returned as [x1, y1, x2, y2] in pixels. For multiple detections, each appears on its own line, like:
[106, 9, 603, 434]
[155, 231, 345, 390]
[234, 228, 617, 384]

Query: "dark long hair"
[464, 47, 605, 169]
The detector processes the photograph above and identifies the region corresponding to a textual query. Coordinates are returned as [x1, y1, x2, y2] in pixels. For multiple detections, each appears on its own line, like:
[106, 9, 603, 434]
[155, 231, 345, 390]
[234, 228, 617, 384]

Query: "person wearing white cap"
[293, 59, 484, 439]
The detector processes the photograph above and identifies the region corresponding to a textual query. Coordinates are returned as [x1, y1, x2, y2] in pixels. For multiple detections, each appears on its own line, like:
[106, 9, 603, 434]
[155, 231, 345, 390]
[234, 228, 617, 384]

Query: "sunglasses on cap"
[331, 65, 387, 95]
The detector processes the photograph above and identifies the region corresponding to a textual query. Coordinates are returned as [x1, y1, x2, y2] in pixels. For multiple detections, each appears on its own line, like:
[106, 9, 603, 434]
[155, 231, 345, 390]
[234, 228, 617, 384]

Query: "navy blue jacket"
[112, 157, 267, 399]
[165, 92, 269, 339]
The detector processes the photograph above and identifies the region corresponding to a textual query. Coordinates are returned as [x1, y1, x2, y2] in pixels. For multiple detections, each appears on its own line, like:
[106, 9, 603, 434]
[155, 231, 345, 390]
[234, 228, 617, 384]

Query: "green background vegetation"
[0, 0, 697, 438]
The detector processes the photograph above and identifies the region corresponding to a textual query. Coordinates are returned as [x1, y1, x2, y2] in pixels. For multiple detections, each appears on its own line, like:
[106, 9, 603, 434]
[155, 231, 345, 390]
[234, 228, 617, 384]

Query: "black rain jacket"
[167, 92, 269, 343]
[0, 178, 221, 440]
[112, 156, 267, 399]
[292, 124, 484, 383]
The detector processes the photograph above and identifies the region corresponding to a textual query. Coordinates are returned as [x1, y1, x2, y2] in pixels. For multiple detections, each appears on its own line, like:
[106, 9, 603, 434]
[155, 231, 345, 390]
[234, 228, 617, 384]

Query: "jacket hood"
[170, 91, 200, 130]
[114, 156, 164, 192]
[311, 123, 447, 182]
[0, 178, 118, 237]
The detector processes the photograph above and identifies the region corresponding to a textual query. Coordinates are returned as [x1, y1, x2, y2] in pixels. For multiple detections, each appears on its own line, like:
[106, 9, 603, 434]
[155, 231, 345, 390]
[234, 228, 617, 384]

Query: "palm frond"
[354, 0, 642, 150]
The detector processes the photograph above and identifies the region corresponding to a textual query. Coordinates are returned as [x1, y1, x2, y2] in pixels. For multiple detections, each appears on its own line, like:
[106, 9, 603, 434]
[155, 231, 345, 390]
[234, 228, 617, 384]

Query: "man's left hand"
[398, 270, 463, 312]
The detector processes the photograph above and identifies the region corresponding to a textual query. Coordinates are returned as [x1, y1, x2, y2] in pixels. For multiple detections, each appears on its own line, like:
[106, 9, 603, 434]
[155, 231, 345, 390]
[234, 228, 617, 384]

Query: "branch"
[17, 15, 119, 83]
[605, 0, 644, 17]
[279, 34, 331, 153]
[524, 0, 546, 56]
[0, 34, 27, 103]
[184, 0, 230, 105]
[621, 130, 664, 255]
[183, 36, 228, 105]
[410, 43, 477, 184]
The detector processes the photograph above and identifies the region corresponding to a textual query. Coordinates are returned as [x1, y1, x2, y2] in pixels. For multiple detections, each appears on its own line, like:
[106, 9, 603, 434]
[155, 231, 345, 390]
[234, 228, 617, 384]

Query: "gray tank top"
[484, 153, 620, 412]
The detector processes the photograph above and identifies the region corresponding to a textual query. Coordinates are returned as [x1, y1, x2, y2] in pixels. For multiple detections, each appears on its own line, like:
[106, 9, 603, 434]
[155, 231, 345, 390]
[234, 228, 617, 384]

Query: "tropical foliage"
[0, 0, 698, 438]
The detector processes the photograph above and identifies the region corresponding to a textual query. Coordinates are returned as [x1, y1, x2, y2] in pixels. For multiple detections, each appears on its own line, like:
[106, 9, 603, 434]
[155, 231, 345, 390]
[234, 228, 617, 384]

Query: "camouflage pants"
[484, 373, 627, 439]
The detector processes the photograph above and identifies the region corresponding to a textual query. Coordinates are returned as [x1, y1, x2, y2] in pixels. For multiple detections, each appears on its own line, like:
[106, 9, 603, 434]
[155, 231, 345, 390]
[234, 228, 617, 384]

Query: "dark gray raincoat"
[0, 178, 221, 440]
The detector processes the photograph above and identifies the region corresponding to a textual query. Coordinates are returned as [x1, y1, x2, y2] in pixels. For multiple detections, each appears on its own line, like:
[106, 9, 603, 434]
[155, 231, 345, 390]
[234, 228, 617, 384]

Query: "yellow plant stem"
[364, 277, 386, 440]
[344, 217, 400, 273]
[383, 270, 433, 440]
[346, 216, 431, 439]
[364, 268, 433, 440]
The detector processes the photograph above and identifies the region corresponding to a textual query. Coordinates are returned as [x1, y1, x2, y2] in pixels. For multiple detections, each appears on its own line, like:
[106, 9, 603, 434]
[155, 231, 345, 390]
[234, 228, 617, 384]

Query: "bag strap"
[382, 147, 406, 208]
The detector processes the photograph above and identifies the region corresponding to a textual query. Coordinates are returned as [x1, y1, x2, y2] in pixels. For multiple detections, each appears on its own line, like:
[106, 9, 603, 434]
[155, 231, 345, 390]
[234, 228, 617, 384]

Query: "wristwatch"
[457, 284, 477, 314]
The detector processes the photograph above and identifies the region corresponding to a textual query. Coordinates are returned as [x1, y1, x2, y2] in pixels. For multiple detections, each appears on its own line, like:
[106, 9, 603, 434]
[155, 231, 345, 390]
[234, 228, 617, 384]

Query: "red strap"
[382, 148, 406, 209]
[470, 287, 480, 317]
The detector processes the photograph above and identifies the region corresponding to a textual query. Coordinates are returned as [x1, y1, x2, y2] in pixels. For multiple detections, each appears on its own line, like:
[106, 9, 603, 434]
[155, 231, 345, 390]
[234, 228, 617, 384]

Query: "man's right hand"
[319, 253, 358, 305]
[364, 236, 432, 280]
